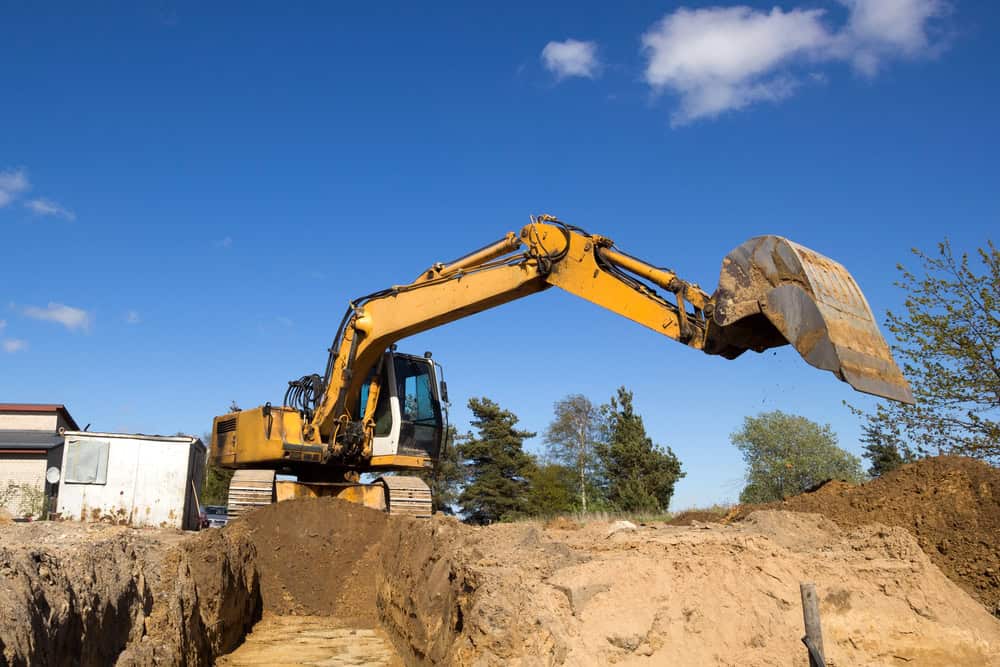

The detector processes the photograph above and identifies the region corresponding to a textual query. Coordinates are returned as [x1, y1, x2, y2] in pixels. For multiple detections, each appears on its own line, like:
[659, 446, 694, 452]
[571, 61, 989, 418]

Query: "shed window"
[64, 439, 110, 484]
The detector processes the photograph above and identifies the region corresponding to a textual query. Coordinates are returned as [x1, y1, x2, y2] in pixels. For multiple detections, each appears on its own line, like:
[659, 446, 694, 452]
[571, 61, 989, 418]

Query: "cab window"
[357, 367, 393, 437]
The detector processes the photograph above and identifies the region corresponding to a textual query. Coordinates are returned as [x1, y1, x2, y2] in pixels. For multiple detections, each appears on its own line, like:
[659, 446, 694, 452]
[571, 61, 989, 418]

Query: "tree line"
[423, 387, 685, 523]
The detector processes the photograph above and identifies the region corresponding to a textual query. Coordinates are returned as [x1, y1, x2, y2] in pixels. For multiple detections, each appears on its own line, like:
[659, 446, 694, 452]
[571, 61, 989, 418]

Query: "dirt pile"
[238, 497, 389, 622]
[4, 490, 1000, 666]
[378, 511, 1000, 665]
[734, 456, 1000, 613]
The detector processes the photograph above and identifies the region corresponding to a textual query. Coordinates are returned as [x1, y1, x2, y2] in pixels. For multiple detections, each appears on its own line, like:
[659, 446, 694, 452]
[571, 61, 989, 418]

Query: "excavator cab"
[358, 350, 445, 464]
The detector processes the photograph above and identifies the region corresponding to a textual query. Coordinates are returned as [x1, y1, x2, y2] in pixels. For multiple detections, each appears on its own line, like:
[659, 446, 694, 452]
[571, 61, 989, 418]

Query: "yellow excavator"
[211, 216, 912, 518]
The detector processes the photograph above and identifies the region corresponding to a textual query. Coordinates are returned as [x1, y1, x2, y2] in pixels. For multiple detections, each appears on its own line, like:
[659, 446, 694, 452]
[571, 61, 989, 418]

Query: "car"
[203, 505, 229, 528]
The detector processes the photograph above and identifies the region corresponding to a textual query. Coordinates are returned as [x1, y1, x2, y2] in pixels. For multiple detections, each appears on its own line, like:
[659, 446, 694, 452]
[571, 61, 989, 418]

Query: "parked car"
[203, 505, 229, 528]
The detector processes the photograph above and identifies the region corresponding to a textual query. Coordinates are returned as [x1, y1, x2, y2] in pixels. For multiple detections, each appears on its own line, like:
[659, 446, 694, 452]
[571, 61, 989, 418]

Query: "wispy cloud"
[215, 236, 233, 249]
[541, 39, 600, 79]
[125, 310, 141, 325]
[3, 339, 28, 353]
[25, 198, 76, 221]
[23, 302, 93, 332]
[0, 168, 30, 208]
[642, 0, 949, 125]
[0, 319, 5, 331]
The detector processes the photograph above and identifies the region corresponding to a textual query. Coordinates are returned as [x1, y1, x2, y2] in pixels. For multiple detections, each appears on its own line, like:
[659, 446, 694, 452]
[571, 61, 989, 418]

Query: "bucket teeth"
[708, 236, 913, 404]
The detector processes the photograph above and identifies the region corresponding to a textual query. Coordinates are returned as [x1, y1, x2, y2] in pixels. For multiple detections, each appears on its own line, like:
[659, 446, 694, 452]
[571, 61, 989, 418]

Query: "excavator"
[211, 216, 913, 518]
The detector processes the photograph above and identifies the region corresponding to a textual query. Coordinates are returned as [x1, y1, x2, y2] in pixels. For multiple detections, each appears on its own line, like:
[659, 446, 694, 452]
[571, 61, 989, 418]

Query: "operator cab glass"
[393, 354, 443, 459]
[356, 351, 444, 459]
[357, 370, 393, 437]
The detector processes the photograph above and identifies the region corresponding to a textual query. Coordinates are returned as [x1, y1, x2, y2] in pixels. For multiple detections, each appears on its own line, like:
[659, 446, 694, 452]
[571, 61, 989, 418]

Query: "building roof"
[62, 431, 205, 450]
[0, 430, 64, 450]
[0, 403, 80, 430]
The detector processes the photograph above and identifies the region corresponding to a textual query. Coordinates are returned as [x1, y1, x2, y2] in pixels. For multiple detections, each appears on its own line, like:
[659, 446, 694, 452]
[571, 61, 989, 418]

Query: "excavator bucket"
[708, 236, 914, 404]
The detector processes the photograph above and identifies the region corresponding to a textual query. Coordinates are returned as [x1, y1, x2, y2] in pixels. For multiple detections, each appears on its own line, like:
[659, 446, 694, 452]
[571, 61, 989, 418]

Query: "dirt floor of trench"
[1, 456, 1000, 666]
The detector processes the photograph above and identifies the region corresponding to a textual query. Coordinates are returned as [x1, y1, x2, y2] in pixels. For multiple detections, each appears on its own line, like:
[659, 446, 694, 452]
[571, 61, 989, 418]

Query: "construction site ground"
[1, 456, 998, 666]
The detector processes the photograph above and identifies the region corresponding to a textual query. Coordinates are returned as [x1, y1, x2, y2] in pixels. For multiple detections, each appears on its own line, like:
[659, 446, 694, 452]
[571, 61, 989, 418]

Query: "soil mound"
[735, 456, 1000, 613]
[380, 511, 1000, 665]
[240, 497, 389, 623]
[665, 509, 726, 526]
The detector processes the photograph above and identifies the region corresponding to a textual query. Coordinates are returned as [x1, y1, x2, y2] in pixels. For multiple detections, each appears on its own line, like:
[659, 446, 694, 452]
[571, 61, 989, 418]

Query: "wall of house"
[0, 453, 46, 516]
[56, 435, 203, 529]
[0, 413, 58, 431]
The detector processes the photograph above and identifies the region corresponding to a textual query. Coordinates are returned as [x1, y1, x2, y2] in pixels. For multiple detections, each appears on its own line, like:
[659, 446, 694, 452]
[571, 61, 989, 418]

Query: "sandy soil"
[2, 458, 999, 666]
[380, 510, 1000, 666]
[732, 456, 1000, 613]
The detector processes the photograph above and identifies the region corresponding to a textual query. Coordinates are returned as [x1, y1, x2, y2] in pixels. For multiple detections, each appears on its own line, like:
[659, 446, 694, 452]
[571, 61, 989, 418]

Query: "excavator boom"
[211, 216, 912, 517]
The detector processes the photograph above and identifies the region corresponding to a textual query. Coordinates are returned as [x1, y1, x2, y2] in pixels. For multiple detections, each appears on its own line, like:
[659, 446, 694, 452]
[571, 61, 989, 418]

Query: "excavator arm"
[296, 217, 911, 458]
[212, 215, 911, 517]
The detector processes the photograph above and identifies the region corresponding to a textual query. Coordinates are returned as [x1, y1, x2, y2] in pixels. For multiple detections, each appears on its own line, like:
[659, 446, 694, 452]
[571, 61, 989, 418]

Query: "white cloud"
[3, 339, 28, 353]
[23, 302, 93, 332]
[216, 236, 233, 249]
[837, 0, 948, 75]
[541, 39, 600, 79]
[25, 198, 76, 221]
[642, 1, 948, 125]
[125, 310, 141, 324]
[0, 168, 30, 208]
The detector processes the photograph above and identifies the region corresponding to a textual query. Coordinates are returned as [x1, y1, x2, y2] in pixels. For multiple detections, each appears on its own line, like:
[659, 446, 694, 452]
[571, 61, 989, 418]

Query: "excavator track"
[377, 476, 433, 518]
[226, 469, 276, 520]
[226, 471, 432, 519]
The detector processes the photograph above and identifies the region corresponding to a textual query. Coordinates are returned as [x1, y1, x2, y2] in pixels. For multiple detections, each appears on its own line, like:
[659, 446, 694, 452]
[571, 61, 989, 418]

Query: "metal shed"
[55, 431, 205, 530]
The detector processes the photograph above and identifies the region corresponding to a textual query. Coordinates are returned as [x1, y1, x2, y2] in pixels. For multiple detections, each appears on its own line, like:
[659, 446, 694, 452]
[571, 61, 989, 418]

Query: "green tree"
[856, 240, 999, 463]
[200, 431, 234, 506]
[525, 463, 577, 516]
[596, 387, 685, 513]
[458, 398, 537, 524]
[859, 421, 914, 477]
[417, 425, 464, 514]
[543, 394, 604, 512]
[733, 411, 864, 503]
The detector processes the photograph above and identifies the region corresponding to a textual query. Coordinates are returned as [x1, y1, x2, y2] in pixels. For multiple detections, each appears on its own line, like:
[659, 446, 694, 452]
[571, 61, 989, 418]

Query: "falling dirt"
[731, 455, 1000, 614]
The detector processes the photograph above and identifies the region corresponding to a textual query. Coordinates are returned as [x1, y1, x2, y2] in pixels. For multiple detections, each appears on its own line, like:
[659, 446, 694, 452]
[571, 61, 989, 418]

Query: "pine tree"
[458, 398, 537, 524]
[417, 425, 464, 514]
[859, 421, 914, 478]
[597, 387, 684, 513]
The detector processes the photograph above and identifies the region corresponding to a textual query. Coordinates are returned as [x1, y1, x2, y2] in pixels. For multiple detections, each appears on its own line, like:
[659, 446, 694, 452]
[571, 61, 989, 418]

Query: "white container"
[56, 431, 205, 530]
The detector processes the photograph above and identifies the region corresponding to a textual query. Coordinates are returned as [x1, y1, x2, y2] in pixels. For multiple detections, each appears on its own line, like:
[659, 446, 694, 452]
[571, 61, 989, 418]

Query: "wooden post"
[800, 582, 826, 667]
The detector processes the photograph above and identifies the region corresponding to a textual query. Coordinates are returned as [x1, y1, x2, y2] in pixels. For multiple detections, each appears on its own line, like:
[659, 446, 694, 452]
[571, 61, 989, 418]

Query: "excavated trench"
[4, 475, 1000, 666]
[0, 499, 476, 667]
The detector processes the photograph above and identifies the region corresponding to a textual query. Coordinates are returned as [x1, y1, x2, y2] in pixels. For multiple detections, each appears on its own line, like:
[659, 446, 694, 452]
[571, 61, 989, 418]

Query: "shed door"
[132, 441, 187, 528]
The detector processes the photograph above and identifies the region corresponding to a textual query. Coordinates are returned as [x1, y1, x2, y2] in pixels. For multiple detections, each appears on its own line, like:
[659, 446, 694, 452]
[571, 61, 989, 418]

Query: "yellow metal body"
[274, 480, 387, 511]
[211, 215, 911, 491]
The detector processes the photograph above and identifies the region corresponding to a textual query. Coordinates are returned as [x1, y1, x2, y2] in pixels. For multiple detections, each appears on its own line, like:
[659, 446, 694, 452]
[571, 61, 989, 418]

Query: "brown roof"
[0, 403, 80, 431]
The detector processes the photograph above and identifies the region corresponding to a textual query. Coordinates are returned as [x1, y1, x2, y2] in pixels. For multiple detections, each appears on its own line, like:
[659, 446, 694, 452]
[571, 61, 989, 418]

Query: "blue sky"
[1, 1, 996, 508]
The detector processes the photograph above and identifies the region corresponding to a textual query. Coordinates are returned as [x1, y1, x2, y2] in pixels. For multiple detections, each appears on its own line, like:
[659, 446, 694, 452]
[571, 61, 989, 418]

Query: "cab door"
[391, 354, 443, 460]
